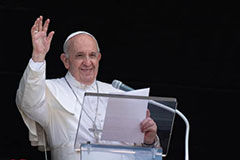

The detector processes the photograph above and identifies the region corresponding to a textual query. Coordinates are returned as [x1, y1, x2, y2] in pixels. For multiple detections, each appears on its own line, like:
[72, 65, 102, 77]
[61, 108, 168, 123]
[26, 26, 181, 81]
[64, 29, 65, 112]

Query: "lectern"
[74, 92, 177, 160]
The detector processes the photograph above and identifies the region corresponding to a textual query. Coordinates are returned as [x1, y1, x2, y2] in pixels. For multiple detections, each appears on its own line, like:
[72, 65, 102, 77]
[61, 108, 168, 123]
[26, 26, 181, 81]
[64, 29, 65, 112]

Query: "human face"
[61, 34, 101, 85]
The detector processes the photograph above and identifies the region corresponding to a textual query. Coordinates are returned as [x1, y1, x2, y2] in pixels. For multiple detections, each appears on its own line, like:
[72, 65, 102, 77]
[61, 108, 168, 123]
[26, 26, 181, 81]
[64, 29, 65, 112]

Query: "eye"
[90, 52, 97, 58]
[75, 53, 84, 58]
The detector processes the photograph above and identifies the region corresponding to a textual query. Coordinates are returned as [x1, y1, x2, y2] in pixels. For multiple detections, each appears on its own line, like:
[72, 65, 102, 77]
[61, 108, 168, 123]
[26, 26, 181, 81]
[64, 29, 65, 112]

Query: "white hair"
[63, 31, 100, 57]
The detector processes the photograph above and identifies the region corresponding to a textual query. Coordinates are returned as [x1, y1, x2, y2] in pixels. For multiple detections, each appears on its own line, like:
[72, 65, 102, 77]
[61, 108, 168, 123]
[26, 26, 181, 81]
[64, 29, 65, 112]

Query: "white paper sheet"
[101, 88, 150, 144]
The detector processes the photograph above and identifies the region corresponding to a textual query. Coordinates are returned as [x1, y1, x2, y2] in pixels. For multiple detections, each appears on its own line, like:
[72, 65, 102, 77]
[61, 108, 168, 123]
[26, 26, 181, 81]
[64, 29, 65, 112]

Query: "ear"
[60, 53, 70, 69]
[98, 52, 102, 61]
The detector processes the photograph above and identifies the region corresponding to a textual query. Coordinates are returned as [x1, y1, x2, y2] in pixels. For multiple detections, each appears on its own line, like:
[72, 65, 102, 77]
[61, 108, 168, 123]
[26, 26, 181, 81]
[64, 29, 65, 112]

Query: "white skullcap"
[63, 31, 100, 53]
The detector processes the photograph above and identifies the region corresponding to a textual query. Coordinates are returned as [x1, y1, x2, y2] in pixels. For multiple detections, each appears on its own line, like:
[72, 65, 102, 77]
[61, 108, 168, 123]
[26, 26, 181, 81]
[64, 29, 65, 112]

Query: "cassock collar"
[65, 72, 97, 91]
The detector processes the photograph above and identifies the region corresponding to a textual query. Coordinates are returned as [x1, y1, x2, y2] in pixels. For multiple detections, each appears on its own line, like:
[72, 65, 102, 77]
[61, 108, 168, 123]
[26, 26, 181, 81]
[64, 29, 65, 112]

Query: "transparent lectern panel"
[147, 97, 177, 156]
[74, 92, 177, 157]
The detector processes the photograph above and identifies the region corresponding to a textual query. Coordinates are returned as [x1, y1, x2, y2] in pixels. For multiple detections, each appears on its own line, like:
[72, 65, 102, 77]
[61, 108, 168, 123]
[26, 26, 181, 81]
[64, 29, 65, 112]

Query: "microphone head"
[112, 80, 122, 89]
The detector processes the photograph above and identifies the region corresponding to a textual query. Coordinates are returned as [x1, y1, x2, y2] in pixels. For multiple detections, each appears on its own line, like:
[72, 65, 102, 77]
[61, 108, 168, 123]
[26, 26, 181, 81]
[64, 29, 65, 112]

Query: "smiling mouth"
[81, 68, 93, 72]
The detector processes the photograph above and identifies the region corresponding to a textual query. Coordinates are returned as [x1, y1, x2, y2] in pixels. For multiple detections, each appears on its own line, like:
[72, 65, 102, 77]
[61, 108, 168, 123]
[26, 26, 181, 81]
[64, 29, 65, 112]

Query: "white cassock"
[16, 59, 134, 160]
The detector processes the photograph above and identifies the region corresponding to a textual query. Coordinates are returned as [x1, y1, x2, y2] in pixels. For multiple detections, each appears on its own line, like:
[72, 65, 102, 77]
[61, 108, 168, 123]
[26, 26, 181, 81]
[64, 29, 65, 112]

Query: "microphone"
[112, 80, 134, 91]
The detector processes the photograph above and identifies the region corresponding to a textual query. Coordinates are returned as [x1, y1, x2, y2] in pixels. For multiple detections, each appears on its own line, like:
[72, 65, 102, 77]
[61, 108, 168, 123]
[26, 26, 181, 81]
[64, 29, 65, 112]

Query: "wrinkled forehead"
[63, 31, 100, 52]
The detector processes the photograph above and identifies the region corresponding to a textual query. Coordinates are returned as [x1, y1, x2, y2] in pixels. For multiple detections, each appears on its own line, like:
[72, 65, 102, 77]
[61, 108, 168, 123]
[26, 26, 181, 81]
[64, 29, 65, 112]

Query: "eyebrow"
[75, 51, 98, 55]
[75, 52, 85, 54]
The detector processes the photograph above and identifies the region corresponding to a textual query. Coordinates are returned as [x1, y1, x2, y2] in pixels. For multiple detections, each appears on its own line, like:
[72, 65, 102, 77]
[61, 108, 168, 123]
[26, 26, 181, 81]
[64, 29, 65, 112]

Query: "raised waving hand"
[31, 16, 55, 62]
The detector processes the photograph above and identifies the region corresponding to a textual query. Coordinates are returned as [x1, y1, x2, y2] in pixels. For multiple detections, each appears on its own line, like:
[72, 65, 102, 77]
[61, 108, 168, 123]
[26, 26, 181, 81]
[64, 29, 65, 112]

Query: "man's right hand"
[31, 16, 54, 62]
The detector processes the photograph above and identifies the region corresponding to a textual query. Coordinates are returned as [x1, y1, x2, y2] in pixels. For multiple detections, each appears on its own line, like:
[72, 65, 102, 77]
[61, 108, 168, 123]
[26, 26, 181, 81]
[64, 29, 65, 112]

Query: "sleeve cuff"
[142, 135, 160, 148]
[29, 58, 46, 71]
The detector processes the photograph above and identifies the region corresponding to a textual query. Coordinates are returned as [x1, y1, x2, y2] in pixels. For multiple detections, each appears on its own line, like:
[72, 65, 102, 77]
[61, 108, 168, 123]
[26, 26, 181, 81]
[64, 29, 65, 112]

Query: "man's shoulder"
[46, 77, 65, 86]
[45, 77, 77, 114]
[45, 77, 68, 94]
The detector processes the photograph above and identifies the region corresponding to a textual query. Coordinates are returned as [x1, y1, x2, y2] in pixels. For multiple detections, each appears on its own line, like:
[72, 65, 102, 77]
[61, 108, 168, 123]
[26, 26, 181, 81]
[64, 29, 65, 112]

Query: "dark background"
[0, 0, 239, 160]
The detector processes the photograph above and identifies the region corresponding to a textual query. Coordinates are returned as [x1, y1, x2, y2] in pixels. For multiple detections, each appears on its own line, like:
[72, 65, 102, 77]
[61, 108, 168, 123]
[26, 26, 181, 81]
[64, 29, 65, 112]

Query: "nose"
[82, 56, 91, 66]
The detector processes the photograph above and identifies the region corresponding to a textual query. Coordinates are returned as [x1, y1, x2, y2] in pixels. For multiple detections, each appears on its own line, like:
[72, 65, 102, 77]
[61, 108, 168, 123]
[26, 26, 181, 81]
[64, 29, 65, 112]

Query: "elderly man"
[16, 16, 158, 160]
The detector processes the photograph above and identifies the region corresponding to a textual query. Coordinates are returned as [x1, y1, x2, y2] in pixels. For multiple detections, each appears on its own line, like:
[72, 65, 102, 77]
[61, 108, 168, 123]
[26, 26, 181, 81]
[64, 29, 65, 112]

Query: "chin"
[82, 77, 95, 84]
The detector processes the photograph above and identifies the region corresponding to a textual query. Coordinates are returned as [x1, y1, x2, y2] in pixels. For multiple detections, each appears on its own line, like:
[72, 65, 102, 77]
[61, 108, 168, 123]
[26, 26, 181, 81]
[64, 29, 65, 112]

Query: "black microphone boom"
[112, 80, 134, 91]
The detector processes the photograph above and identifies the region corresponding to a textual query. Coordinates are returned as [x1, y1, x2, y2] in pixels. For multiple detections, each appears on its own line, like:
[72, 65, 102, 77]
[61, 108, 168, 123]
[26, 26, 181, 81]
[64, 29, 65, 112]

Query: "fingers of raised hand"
[31, 16, 41, 34]
[46, 31, 55, 43]
[43, 18, 50, 33]
[38, 16, 43, 32]
[31, 16, 50, 35]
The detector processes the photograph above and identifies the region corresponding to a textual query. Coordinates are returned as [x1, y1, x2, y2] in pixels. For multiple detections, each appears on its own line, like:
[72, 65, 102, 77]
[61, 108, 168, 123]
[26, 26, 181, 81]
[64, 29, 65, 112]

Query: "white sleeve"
[16, 58, 49, 150]
[16, 58, 48, 127]
[29, 58, 46, 71]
